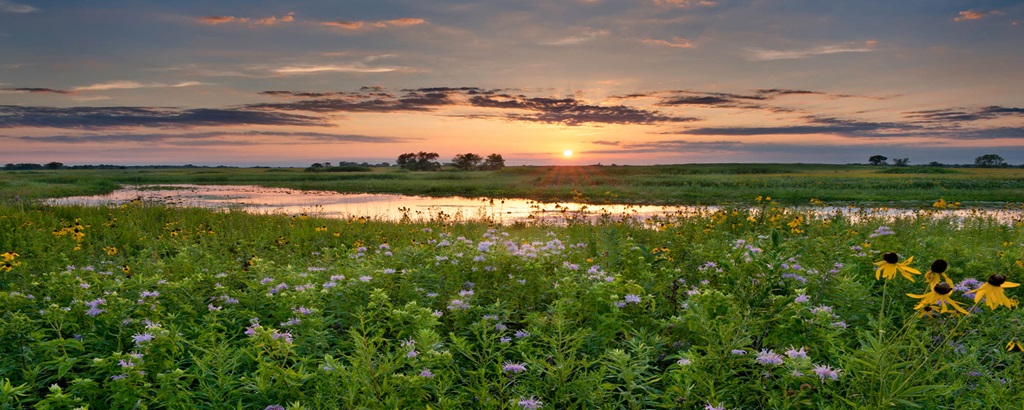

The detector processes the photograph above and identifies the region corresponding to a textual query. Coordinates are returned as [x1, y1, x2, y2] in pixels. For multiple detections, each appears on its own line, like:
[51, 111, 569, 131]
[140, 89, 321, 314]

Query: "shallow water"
[45, 184, 1024, 224]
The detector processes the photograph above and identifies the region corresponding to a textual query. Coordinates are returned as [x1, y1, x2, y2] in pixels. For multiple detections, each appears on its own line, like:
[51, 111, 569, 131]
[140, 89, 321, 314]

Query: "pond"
[45, 184, 1024, 225]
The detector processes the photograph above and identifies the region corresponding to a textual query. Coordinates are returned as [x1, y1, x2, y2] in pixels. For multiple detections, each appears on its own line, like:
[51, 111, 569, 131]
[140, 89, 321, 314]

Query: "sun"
[563, 149, 573, 157]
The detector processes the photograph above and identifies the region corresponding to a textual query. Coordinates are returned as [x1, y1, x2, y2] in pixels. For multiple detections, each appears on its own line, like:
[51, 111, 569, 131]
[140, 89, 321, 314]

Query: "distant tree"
[868, 155, 887, 165]
[2, 163, 43, 170]
[974, 154, 1006, 168]
[451, 153, 484, 171]
[44, 161, 64, 169]
[892, 158, 910, 167]
[309, 162, 324, 169]
[928, 161, 945, 167]
[324, 162, 331, 168]
[397, 152, 441, 171]
[482, 153, 506, 170]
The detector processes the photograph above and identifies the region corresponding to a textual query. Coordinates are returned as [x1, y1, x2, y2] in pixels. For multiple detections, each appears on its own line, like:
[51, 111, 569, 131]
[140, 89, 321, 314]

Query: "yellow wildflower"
[874, 253, 922, 281]
[973, 274, 1020, 310]
[907, 282, 970, 315]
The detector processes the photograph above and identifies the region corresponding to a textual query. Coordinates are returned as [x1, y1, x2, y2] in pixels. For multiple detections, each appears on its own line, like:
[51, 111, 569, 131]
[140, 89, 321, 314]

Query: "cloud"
[0, 0, 36, 13]
[321, 17, 426, 30]
[195, 12, 295, 26]
[196, 16, 240, 25]
[641, 37, 693, 48]
[271, 65, 399, 75]
[0, 105, 327, 129]
[745, 41, 877, 61]
[253, 86, 694, 126]
[649, 0, 717, 8]
[466, 94, 697, 125]
[2, 130, 414, 146]
[0, 87, 70, 94]
[72, 81, 203, 92]
[584, 139, 741, 154]
[953, 10, 1004, 22]
[540, 29, 610, 46]
[903, 105, 1024, 123]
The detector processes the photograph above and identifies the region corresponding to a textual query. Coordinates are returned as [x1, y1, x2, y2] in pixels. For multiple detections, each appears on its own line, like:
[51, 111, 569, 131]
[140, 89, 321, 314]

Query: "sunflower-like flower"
[1007, 339, 1024, 352]
[875, 253, 922, 281]
[973, 274, 1020, 310]
[923, 259, 952, 288]
[907, 282, 970, 315]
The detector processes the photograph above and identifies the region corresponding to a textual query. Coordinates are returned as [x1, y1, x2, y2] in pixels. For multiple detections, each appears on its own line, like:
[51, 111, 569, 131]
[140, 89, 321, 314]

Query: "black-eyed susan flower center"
[934, 282, 953, 295]
[988, 274, 1007, 287]
[930, 259, 947, 274]
[883, 253, 898, 264]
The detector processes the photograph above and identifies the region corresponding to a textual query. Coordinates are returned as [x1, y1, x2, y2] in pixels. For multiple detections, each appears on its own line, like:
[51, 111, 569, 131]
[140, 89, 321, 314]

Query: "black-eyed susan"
[907, 282, 970, 315]
[924, 259, 952, 288]
[973, 274, 1020, 310]
[1007, 338, 1024, 352]
[875, 253, 922, 281]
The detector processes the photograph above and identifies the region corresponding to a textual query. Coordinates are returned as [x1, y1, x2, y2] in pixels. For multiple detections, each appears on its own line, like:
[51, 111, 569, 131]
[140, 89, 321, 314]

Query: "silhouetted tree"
[396, 152, 441, 171]
[974, 154, 1006, 168]
[892, 158, 910, 167]
[482, 153, 506, 170]
[451, 153, 484, 170]
[868, 155, 887, 165]
[44, 162, 64, 169]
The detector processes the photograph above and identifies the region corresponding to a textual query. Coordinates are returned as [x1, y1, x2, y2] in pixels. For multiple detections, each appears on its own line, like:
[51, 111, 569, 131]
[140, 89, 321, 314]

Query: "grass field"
[2, 166, 1024, 408]
[4, 164, 1024, 207]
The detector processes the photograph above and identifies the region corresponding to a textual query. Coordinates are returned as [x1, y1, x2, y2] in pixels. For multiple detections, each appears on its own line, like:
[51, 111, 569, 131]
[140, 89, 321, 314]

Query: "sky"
[1, 0, 1022, 166]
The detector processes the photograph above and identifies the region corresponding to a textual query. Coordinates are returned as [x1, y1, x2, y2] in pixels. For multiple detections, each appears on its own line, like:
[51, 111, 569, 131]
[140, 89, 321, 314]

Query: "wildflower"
[406, 350, 418, 358]
[264, 405, 285, 410]
[500, 336, 512, 343]
[677, 357, 692, 366]
[503, 362, 527, 374]
[624, 294, 642, 304]
[517, 396, 543, 409]
[812, 364, 841, 382]
[874, 253, 921, 281]
[907, 282, 970, 315]
[755, 349, 784, 366]
[419, 368, 434, 378]
[730, 349, 747, 355]
[973, 274, 1020, 310]
[923, 259, 952, 288]
[794, 294, 809, 303]
[1007, 339, 1024, 352]
[785, 346, 808, 359]
[359, 275, 373, 282]
[515, 330, 530, 338]
[705, 403, 726, 410]
[132, 333, 155, 345]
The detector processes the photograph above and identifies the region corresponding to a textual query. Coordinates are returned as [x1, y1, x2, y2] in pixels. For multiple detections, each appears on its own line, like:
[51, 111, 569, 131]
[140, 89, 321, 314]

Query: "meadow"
[2, 167, 1024, 409]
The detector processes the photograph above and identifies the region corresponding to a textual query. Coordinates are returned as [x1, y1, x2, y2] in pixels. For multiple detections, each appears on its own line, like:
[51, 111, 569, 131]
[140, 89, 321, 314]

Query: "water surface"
[46, 184, 1024, 224]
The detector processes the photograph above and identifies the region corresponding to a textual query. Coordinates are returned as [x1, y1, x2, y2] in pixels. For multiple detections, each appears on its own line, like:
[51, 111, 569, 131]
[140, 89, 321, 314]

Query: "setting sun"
[563, 150, 573, 157]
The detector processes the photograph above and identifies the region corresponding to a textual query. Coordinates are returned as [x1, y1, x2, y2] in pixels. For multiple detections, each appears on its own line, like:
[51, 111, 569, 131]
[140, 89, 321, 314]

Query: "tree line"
[867, 154, 1012, 168]
[395, 152, 505, 171]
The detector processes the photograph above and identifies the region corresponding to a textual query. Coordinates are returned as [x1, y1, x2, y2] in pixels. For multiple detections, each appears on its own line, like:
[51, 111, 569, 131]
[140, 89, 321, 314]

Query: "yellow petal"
[1002, 281, 1020, 288]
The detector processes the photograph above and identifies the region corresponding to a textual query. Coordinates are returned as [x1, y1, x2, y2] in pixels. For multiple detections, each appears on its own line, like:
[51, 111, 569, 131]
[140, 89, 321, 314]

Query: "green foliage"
[1, 201, 1024, 408]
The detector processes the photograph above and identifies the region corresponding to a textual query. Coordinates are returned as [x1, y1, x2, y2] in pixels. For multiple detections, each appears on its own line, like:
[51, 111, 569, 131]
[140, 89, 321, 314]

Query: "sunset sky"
[1, 0, 1022, 166]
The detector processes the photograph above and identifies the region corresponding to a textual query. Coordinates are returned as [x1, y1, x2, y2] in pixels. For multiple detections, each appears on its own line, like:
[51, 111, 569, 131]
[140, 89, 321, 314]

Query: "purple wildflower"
[624, 294, 642, 304]
[813, 364, 840, 382]
[755, 349, 784, 366]
[515, 330, 530, 339]
[517, 396, 543, 409]
[503, 362, 527, 374]
[132, 332, 154, 345]
[419, 368, 434, 378]
[785, 346, 808, 359]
